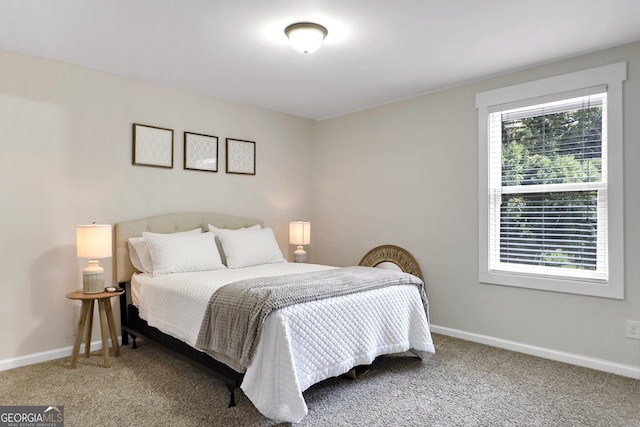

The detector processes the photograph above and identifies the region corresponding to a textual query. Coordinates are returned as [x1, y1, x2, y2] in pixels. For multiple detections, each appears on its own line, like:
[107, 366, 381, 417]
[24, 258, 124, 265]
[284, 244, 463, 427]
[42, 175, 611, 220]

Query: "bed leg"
[131, 335, 138, 350]
[226, 384, 236, 407]
[119, 283, 129, 346]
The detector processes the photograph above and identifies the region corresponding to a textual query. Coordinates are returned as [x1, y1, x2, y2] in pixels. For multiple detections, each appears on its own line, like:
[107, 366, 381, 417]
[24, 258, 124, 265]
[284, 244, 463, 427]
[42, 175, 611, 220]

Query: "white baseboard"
[430, 325, 640, 380]
[3, 329, 638, 380]
[0, 337, 122, 372]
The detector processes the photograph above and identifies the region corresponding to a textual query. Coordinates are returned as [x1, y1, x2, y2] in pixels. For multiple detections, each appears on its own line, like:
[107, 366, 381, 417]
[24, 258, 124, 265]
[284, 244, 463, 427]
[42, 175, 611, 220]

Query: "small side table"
[66, 289, 124, 368]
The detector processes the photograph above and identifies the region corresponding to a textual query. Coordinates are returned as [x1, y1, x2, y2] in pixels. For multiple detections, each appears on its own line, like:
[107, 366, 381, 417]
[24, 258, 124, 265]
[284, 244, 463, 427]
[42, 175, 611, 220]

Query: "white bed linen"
[131, 263, 435, 423]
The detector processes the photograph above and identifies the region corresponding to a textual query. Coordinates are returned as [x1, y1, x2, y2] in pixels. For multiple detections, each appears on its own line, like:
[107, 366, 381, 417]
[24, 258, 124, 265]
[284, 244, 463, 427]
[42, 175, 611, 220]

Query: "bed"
[116, 212, 435, 423]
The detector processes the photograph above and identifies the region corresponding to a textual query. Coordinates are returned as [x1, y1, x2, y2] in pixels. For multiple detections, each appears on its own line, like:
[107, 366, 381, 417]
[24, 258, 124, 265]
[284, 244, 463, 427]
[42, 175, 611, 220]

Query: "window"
[476, 63, 626, 299]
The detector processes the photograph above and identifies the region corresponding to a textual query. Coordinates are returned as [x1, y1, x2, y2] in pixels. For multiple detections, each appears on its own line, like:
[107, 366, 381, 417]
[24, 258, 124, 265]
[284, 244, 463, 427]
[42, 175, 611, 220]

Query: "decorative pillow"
[216, 227, 286, 269]
[142, 230, 225, 275]
[207, 224, 261, 265]
[128, 228, 202, 273]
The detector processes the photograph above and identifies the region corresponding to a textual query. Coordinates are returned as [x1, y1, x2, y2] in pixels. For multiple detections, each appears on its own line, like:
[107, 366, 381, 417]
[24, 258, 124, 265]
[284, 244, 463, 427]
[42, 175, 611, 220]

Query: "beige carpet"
[1, 334, 638, 426]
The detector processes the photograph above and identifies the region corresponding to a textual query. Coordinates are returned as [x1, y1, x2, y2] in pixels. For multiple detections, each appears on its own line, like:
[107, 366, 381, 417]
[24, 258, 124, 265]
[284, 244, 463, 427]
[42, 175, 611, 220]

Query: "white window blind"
[488, 92, 608, 281]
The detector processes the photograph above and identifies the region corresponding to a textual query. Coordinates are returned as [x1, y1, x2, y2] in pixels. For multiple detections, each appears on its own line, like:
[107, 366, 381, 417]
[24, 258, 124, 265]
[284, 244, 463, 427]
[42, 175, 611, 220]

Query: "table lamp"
[77, 223, 112, 293]
[289, 221, 311, 263]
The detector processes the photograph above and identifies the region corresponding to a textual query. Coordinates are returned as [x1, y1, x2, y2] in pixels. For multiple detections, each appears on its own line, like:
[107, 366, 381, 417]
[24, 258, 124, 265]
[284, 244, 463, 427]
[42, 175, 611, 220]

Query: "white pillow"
[128, 237, 152, 273]
[128, 228, 202, 273]
[142, 230, 225, 275]
[207, 224, 261, 265]
[216, 227, 286, 269]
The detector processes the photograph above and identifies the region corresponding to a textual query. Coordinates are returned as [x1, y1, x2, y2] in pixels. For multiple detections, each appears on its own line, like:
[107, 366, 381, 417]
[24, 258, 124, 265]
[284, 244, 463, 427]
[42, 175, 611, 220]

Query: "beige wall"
[0, 49, 313, 361]
[311, 42, 640, 368]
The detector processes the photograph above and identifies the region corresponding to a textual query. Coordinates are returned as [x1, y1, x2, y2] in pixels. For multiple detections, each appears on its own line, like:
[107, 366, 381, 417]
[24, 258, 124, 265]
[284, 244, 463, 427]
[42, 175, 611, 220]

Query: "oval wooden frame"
[358, 244, 424, 282]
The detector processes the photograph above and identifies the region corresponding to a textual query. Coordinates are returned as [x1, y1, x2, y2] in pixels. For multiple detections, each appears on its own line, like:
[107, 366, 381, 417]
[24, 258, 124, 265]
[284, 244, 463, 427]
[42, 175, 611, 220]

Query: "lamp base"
[83, 260, 105, 294]
[293, 246, 307, 263]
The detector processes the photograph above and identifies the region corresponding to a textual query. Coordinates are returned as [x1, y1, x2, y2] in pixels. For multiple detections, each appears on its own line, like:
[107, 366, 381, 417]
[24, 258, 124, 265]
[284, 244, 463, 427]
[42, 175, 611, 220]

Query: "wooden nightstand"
[66, 289, 124, 368]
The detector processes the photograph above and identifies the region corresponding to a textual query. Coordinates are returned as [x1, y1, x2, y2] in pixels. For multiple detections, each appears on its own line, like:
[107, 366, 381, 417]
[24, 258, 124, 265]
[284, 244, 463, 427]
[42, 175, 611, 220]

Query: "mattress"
[131, 263, 435, 422]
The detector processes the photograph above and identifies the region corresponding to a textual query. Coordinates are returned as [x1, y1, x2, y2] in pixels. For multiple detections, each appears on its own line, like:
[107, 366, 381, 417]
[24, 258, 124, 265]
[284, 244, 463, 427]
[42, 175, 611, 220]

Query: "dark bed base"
[118, 282, 244, 407]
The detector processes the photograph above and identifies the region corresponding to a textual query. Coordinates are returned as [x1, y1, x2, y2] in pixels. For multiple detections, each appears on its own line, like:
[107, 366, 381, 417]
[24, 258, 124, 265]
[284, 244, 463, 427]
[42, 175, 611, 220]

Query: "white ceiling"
[1, 0, 639, 120]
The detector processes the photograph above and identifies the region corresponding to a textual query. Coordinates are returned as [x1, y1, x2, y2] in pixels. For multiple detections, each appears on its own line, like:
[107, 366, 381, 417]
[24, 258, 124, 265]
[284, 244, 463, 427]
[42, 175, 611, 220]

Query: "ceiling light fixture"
[284, 22, 328, 54]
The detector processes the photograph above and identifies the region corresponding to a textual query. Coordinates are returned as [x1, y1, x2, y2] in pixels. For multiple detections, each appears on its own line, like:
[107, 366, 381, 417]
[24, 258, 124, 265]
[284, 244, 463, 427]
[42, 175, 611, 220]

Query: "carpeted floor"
[1, 334, 638, 426]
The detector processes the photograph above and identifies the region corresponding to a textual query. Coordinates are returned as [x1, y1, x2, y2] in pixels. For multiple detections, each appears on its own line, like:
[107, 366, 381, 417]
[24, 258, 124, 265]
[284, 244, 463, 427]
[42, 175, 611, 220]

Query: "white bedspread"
[132, 263, 435, 423]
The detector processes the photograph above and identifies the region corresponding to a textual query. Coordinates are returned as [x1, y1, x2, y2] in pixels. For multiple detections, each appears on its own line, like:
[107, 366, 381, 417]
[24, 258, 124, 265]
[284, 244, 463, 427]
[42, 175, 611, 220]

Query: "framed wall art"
[184, 132, 218, 172]
[226, 138, 256, 175]
[132, 123, 174, 168]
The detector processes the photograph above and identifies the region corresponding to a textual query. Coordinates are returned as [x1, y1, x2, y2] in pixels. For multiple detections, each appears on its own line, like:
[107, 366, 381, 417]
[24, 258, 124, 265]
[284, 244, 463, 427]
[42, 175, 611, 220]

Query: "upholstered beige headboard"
[115, 212, 263, 283]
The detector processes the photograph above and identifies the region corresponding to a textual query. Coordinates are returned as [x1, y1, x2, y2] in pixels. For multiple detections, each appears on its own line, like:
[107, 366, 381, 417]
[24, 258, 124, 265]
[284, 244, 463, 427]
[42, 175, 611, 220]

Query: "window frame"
[476, 62, 626, 299]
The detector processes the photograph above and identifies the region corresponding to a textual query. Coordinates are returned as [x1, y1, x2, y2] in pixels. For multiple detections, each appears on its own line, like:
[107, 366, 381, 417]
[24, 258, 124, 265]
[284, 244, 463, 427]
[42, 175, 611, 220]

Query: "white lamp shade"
[285, 23, 327, 54]
[289, 221, 311, 246]
[77, 224, 112, 259]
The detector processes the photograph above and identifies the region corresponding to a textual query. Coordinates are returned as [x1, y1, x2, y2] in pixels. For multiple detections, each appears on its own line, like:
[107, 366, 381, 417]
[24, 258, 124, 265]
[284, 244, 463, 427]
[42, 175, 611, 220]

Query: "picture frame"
[132, 123, 174, 168]
[184, 132, 218, 172]
[226, 138, 256, 175]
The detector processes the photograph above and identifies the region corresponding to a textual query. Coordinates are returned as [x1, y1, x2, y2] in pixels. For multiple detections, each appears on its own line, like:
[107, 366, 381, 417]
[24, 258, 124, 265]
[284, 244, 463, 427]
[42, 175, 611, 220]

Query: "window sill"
[479, 270, 623, 299]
